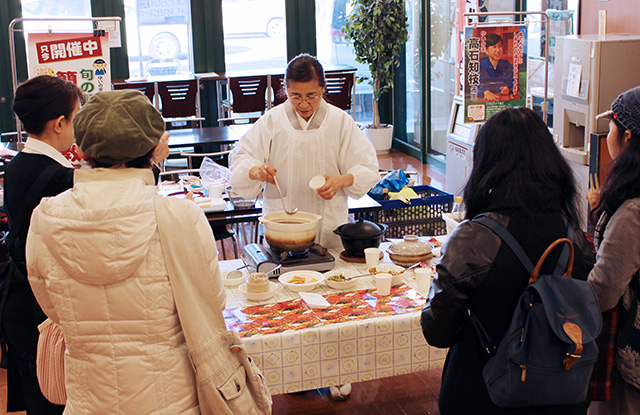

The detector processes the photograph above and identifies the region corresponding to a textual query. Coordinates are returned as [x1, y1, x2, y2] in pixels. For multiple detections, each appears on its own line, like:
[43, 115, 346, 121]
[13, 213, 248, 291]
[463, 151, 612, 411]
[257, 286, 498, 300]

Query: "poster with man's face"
[463, 25, 527, 123]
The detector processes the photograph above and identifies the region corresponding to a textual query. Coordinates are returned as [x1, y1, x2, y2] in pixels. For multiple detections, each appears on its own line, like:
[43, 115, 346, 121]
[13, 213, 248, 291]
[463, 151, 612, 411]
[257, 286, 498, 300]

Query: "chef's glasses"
[289, 95, 321, 104]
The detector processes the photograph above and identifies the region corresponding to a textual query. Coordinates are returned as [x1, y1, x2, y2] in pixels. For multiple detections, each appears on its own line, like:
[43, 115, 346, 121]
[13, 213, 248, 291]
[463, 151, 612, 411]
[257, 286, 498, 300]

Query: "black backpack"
[470, 215, 602, 408]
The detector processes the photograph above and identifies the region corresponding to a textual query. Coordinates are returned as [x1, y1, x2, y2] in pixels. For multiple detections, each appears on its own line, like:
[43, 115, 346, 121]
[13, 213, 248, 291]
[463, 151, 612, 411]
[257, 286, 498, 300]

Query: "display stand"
[8, 16, 121, 145]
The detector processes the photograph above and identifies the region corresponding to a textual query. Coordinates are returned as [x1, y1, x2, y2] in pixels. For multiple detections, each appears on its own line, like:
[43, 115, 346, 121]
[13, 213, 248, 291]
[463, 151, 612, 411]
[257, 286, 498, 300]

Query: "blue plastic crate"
[356, 185, 453, 237]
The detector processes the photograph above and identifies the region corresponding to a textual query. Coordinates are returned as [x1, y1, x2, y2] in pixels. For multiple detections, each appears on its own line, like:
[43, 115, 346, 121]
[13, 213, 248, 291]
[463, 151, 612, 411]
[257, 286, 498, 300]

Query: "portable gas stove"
[243, 243, 335, 277]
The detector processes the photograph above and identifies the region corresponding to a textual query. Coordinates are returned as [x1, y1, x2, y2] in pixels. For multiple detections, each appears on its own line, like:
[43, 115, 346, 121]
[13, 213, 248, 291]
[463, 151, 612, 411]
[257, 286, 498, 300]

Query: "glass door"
[428, 0, 457, 154]
[315, 0, 373, 125]
[222, 0, 288, 73]
[123, 0, 194, 78]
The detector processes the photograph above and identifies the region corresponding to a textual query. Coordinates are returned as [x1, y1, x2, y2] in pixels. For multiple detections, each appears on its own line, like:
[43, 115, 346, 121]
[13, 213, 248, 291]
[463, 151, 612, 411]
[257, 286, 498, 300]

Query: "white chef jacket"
[230, 99, 379, 248]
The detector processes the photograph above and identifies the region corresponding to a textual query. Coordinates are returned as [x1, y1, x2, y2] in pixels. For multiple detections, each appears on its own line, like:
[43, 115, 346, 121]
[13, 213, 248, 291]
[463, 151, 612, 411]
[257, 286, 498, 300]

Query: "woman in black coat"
[421, 107, 595, 415]
[3, 75, 85, 414]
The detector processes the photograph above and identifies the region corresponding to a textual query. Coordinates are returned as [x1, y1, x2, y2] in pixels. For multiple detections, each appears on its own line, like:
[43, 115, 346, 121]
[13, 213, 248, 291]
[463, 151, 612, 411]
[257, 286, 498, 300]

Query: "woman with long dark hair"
[421, 107, 595, 414]
[587, 86, 640, 414]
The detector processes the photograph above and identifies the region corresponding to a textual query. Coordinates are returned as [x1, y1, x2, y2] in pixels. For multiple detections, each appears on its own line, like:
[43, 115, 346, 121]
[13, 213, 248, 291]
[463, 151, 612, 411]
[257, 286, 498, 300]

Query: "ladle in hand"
[273, 175, 299, 215]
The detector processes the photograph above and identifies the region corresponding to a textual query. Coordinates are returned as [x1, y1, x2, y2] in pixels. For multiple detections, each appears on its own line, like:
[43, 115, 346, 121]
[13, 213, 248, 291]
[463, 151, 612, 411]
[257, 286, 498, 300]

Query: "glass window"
[429, 0, 456, 154]
[316, 0, 373, 125]
[406, 0, 422, 146]
[222, 0, 287, 73]
[124, 0, 194, 78]
[526, 0, 578, 127]
[20, 0, 92, 32]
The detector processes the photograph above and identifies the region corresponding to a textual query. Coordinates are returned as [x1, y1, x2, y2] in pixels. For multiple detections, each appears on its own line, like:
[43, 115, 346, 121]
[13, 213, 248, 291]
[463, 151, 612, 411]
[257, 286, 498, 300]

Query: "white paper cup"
[309, 175, 326, 191]
[374, 272, 393, 296]
[364, 247, 381, 268]
[207, 183, 225, 199]
[414, 267, 433, 294]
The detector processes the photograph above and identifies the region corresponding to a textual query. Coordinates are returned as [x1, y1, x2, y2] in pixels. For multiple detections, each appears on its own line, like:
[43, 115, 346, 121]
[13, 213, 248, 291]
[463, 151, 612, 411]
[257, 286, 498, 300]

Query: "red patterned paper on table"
[223, 284, 425, 338]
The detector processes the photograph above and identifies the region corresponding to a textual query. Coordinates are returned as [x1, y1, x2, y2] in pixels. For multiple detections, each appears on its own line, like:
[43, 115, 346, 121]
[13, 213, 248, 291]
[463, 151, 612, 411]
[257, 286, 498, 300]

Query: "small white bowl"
[223, 270, 246, 287]
[324, 269, 359, 290]
[279, 270, 324, 292]
[238, 282, 278, 301]
[309, 175, 326, 191]
[367, 264, 407, 284]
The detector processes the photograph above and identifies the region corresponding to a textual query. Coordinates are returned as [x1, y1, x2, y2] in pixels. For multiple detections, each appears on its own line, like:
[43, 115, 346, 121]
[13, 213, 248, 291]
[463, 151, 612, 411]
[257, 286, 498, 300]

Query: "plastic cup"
[309, 175, 326, 191]
[374, 272, 393, 296]
[414, 267, 433, 294]
[364, 247, 381, 268]
[207, 182, 225, 199]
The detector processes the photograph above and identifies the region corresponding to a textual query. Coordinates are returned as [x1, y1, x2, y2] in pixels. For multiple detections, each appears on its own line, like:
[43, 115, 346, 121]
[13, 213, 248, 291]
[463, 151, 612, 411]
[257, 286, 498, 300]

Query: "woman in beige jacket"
[26, 90, 225, 414]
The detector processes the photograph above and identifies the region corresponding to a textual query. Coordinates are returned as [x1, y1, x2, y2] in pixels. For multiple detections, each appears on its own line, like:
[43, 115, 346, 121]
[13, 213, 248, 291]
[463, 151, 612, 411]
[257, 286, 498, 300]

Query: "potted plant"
[343, 0, 408, 153]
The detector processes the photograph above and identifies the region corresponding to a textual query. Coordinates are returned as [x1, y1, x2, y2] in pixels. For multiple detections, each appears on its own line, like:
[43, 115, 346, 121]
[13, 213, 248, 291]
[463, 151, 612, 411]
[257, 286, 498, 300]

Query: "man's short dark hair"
[486, 33, 503, 48]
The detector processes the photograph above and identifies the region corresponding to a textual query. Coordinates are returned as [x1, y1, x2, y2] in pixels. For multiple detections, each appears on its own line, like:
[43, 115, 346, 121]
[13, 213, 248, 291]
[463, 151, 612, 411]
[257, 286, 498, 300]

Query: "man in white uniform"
[230, 54, 379, 249]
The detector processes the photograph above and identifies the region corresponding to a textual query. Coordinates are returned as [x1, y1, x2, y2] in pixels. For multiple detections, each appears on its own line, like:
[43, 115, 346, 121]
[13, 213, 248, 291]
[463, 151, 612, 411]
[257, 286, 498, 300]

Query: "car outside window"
[124, 0, 194, 79]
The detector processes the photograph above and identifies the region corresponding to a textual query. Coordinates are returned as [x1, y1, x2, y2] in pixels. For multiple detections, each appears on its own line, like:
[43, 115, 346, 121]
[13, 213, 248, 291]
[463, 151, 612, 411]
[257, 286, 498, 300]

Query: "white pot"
[363, 125, 394, 154]
[259, 211, 322, 252]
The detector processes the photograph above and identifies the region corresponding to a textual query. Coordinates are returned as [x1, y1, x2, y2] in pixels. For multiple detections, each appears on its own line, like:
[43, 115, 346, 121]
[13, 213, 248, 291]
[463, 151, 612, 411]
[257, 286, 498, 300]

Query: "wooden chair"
[113, 82, 157, 106]
[219, 75, 269, 124]
[271, 74, 287, 108]
[324, 72, 356, 120]
[157, 79, 204, 130]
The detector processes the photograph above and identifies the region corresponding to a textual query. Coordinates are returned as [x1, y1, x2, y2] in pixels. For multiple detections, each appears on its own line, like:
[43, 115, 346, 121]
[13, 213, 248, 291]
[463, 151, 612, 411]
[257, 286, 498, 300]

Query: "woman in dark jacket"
[3, 75, 84, 414]
[421, 107, 595, 415]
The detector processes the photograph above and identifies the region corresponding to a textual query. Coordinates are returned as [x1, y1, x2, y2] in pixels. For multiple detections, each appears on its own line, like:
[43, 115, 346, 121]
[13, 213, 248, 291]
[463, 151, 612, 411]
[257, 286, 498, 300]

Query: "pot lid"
[388, 235, 432, 255]
[336, 219, 385, 237]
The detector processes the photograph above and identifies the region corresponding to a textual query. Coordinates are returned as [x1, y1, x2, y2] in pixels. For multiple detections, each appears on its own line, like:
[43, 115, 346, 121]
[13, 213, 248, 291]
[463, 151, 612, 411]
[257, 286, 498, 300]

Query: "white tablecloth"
[219, 239, 447, 394]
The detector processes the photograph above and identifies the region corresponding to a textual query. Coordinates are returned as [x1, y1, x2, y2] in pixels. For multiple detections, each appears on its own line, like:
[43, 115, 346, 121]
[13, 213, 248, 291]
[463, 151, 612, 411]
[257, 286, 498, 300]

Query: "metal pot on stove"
[259, 211, 323, 252]
[333, 219, 387, 257]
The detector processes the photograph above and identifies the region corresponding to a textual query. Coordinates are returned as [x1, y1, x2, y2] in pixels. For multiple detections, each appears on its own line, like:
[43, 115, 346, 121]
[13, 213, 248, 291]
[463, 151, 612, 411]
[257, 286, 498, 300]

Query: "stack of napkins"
[193, 196, 226, 212]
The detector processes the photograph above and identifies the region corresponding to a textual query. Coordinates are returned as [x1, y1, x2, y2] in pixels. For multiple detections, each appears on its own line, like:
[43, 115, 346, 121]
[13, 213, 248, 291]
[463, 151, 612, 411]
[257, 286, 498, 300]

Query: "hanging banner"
[26, 32, 111, 96]
[463, 24, 527, 123]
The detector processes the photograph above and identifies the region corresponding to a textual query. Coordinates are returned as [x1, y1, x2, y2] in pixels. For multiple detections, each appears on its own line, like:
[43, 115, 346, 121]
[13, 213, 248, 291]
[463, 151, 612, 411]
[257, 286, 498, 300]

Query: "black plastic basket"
[356, 185, 453, 238]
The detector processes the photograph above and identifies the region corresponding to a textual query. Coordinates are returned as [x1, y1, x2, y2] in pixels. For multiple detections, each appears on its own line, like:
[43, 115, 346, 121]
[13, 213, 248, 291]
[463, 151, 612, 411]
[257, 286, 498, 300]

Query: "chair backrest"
[113, 82, 156, 103]
[157, 80, 200, 118]
[271, 74, 287, 108]
[228, 75, 269, 114]
[324, 72, 355, 113]
[180, 150, 232, 169]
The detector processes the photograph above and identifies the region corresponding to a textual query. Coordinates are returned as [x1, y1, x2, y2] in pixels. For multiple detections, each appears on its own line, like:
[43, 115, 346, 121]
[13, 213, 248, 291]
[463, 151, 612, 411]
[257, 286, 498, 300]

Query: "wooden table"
[205, 194, 381, 227]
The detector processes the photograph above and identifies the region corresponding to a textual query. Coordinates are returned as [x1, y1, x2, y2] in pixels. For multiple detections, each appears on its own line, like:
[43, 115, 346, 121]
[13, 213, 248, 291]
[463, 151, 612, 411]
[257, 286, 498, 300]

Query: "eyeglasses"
[289, 95, 321, 104]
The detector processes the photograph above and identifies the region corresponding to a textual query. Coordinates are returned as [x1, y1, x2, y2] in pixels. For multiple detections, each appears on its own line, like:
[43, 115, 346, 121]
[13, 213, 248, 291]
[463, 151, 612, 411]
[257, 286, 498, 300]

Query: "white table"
[219, 239, 447, 395]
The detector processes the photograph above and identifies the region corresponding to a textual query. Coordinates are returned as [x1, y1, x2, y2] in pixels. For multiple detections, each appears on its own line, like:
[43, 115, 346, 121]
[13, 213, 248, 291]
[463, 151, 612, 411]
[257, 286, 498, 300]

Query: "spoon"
[272, 175, 299, 215]
[344, 273, 372, 281]
[265, 264, 282, 276]
[406, 262, 424, 271]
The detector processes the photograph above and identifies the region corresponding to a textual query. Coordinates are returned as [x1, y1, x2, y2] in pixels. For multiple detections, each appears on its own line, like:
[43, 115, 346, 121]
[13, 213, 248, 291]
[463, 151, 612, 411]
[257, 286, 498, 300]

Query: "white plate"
[278, 270, 324, 292]
[223, 270, 246, 286]
[324, 269, 359, 290]
[238, 282, 278, 301]
[299, 292, 330, 309]
[367, 264, 407, 284]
